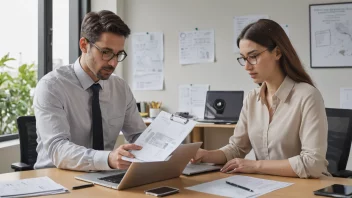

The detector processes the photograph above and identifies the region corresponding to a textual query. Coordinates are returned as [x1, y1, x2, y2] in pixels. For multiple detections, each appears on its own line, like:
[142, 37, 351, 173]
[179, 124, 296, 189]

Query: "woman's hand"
[190, 148, 208, 164]
[221, 158, 259, 174]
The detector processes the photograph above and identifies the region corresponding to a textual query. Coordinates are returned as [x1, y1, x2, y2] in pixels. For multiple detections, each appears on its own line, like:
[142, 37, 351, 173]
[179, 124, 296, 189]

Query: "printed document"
[186, 175, 293, 198]
[178, 84, 209, 119]
[179, 29, 215, 65]
[123, 111, 196, 162]
[131, 32, 164, 90]
[0, 176, 68, 198]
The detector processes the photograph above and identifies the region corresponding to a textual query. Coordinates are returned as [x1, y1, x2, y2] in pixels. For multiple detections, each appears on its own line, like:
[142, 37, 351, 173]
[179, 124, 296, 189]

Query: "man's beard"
[96, 66, 115, 80]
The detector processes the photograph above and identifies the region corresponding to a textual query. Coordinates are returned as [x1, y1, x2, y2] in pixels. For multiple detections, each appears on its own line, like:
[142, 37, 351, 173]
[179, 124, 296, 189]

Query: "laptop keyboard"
[98, 173, 126, 184]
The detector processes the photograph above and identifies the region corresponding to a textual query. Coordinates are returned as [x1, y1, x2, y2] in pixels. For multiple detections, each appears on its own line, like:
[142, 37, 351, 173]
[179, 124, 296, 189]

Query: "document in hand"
[0, 176, 68, 198]
[186, 175, 293, 198]
[123, 111, 196, 162]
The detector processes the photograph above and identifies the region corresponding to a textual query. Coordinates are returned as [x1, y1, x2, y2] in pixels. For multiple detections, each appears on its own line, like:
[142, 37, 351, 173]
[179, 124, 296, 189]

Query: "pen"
[226, 181, 254, 192]
[72, 183, 94, 190]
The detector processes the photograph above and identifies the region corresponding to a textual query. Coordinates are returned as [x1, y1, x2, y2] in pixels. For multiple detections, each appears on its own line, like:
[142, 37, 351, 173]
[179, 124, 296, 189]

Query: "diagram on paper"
[315, 21, 352, 58]
[179, 30, 215, 65]
[131, 32, 164, 90]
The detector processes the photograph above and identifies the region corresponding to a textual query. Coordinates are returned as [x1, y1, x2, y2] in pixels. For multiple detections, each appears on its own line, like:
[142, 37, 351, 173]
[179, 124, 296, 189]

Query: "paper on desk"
[233, 15, 269, 53]
[178, 84, 209, 119]
[340, 88, 352, 109]
[0, 176, 68, 198]
[179, 29, 215, 65]
[186, 175, 293, 198]
[123, 111, 196, 162]
[131, 32, 164, 90]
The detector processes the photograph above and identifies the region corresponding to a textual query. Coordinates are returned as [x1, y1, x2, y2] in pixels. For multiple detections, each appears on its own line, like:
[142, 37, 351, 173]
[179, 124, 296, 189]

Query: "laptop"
[75, 142, 202, 190]
[182, 163, 222, 175]
[197, 91, 244, 124]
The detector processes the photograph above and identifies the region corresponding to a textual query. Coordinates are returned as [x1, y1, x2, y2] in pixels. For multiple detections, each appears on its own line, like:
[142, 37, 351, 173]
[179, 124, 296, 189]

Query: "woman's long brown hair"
[237, 19, 314, 87]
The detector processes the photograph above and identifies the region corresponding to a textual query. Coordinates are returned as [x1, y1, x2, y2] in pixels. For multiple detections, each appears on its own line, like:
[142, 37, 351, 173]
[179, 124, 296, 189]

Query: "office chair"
[11, 116, 37, 171]
[325, 108, 352, 178]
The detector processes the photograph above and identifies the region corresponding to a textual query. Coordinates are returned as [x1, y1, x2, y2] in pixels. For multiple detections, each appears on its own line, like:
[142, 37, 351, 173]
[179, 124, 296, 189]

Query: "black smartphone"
[314, 184, 352, 197]
[145, 186, 179, 197]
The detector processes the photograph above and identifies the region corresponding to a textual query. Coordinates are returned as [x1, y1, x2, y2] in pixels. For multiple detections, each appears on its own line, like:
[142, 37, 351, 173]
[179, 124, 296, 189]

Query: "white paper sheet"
[341, 88, 352, 109]
[178, 84, 209, 118]
[0, 176, 68, 198]
[186, 175, 293, 198]
[310, 4, 352, 67]
[233, 15, 269, 53]
[123, 111, 196, 162]
[131, 32, 164, 90]
[179, 30, 215, 65]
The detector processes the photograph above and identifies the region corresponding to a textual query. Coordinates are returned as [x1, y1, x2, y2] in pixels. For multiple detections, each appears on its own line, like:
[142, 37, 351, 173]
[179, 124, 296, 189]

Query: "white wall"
[93, 0, 352, 168]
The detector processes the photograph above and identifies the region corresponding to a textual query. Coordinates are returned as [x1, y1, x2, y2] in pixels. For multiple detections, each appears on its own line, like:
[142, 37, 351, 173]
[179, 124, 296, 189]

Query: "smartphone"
[145, 186, 179, 197]
[314, 184, 352, 197]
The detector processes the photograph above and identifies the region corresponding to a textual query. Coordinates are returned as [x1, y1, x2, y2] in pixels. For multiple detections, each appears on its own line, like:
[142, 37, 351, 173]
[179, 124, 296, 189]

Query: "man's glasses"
[85, 38, 127, 62]
[237, 49, 268, 66]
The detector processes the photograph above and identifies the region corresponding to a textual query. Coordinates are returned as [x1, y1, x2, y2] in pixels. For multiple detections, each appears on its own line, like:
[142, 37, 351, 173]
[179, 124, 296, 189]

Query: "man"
[33, 10, 146, 171]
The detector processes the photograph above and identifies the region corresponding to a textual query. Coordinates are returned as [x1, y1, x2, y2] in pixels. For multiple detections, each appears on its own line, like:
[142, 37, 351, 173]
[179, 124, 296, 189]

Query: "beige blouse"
[220, 76, 329, 178]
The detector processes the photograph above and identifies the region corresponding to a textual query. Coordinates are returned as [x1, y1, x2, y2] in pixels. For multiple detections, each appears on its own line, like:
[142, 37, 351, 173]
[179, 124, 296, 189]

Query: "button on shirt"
[33, 58, 146, 171]
[220, 76, 329, 178]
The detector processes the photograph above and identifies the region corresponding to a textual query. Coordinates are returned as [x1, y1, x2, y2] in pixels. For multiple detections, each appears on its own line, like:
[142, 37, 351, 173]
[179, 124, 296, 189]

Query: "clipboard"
[123, 111, 197, 162]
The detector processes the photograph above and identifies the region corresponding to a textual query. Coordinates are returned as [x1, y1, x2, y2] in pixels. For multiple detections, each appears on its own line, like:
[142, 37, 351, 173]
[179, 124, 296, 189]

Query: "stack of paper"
[186, 175, 293, 198]
[0, 176, 68, 198]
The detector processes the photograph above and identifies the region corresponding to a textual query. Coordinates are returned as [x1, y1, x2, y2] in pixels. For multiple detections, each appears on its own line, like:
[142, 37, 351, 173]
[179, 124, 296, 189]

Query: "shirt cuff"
[93, 150, 113, 170]
[219, 146, 233, 162]
[288, 155, 308, 178]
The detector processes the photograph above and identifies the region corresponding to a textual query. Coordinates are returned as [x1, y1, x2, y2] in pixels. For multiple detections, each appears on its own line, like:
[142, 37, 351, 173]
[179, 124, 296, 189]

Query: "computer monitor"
[204, 91, 244, 121]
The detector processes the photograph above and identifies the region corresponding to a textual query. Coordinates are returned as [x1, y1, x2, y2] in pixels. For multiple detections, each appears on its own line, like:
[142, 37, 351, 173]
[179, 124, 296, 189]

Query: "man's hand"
[108, 144, 142, 170]
[220, 158, 259, 174]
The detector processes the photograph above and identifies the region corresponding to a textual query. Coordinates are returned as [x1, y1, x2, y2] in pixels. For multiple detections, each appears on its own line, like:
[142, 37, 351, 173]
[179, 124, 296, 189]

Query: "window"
[53, 0, 70, 70]
[0, 0, 90, 142]
[0, 0, 38, 140]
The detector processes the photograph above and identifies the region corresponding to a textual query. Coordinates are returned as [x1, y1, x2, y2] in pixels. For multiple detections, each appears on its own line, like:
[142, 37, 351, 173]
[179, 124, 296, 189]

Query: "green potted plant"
[0, 53, 37, 136]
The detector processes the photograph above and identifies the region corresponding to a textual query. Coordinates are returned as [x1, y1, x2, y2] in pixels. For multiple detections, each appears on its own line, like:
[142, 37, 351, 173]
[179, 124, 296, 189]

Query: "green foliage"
[0, 53, 37, 135]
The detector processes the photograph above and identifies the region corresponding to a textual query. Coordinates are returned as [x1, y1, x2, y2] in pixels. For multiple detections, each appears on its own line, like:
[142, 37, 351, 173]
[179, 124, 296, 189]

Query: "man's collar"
[74, 58, 105, 90]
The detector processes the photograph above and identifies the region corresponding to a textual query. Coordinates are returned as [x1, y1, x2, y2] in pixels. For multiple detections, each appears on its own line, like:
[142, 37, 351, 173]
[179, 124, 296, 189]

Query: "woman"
[192, 19, 329, 178]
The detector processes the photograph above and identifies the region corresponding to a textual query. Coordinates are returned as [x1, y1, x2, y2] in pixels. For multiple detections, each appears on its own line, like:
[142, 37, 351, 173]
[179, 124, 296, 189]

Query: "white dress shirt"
[33, 58, 146, 171]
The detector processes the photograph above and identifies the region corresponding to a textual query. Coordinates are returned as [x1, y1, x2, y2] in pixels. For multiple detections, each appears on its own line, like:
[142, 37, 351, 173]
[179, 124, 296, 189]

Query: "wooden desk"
[1, 168, 352, 198]
[144, 120, 235, 148]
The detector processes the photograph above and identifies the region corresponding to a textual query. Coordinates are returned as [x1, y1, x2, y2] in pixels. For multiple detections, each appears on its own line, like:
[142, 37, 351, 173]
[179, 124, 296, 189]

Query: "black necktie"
[91, 84, 104, 150]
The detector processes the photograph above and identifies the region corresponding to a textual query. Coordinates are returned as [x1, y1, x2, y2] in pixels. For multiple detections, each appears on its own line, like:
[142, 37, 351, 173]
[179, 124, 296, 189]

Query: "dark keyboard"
[98, 173, 126, 184]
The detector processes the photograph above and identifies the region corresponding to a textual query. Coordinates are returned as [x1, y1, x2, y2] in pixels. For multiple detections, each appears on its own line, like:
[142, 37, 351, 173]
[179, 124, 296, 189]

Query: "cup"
[149, 108, 161, 118]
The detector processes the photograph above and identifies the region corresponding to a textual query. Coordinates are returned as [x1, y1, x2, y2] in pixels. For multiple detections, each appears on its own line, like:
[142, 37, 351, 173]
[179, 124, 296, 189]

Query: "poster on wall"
[179, 30, 215, 65]
[309, 2, 352, 68]
[131, 32, 164, 90]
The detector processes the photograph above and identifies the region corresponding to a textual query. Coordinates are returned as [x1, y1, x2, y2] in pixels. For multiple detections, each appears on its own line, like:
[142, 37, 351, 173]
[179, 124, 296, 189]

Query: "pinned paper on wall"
[179, 84, 210, 119]
[132, 32, 164, 90]
[179, 29, 215, 65]
[341, 88, 352, 109]
[233, 15, 269, 53]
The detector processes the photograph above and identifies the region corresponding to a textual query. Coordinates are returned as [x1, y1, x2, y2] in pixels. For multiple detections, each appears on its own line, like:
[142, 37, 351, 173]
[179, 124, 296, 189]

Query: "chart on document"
[124, 111, 196, 162]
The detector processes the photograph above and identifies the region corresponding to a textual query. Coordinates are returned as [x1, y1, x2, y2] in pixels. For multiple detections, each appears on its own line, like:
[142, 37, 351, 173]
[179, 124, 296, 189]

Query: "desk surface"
[143, 119, 236, 129]
[1, 168, 351, 198]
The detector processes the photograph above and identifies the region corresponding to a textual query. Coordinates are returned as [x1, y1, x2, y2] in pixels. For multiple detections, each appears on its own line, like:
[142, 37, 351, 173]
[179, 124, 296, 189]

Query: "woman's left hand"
[220, 158, 259, 174]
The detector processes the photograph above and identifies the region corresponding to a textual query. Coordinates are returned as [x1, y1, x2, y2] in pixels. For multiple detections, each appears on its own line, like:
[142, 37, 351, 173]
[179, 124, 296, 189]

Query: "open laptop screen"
[204, 91, 244, 120]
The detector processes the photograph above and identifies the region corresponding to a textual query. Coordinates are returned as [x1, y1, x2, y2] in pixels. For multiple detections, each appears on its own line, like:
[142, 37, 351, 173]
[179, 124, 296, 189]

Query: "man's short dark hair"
[80, 10, 131, 43]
